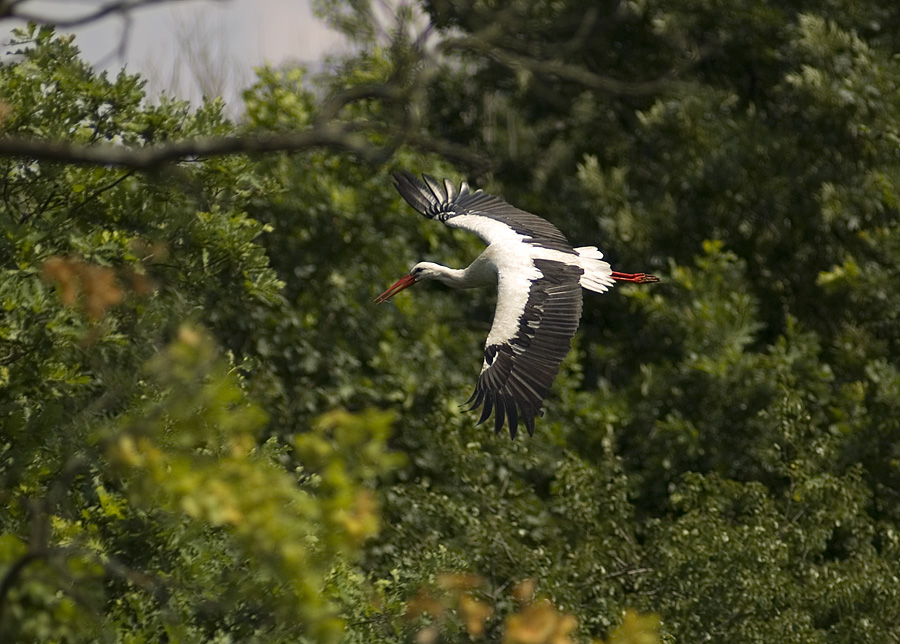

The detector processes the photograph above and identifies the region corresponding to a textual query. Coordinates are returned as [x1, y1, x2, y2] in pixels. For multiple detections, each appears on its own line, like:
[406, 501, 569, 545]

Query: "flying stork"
[376, 171, 658, 438]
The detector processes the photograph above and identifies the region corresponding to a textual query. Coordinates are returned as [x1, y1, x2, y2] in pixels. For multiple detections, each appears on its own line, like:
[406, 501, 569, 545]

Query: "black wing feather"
[493, 394, 506, 435]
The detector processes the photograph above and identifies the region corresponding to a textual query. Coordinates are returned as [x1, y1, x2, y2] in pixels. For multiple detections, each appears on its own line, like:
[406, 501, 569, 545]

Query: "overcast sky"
[4, 0, 348, 101]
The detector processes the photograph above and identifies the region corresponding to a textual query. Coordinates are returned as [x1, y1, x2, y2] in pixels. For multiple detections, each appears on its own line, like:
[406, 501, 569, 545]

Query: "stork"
[377, 171, 658, 438]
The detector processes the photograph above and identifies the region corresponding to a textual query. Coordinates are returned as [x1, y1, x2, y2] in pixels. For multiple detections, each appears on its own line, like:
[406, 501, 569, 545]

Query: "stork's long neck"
[432, 255, 497, 289]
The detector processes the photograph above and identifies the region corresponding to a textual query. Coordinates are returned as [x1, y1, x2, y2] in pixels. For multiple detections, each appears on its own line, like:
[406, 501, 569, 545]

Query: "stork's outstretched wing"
[466, 259, 583, 437]
[392, 171, 573, 252]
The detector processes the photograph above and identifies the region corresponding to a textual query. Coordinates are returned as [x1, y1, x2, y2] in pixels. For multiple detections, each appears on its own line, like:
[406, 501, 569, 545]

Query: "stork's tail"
[574, 246, 614, 293]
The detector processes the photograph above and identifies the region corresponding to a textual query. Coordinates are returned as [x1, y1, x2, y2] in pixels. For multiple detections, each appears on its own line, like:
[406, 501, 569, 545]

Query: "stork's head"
[374, 262, 443, 303]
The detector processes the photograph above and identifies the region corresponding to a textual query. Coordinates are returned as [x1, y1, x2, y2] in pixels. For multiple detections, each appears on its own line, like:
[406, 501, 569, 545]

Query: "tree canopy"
[2, 0, 900, 641]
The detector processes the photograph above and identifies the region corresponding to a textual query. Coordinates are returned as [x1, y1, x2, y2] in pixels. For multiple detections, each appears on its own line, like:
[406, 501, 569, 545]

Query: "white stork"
[376, 171, 658, 438]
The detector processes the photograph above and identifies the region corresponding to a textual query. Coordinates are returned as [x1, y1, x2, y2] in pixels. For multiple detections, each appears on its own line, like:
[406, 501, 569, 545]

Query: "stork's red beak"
[375, 274, 418, 304]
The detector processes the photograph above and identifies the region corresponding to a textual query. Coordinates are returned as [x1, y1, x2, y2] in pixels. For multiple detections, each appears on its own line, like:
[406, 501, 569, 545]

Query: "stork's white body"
[477, 243, 613, 350]
[379, 172, 657, 438]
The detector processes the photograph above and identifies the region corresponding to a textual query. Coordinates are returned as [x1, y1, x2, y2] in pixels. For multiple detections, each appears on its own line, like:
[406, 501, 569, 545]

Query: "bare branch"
[0, 127, 390, 170]
[0, 551, 44, 622]
[0, 0, 212, 29]
[315, 83, 408, 125]
[404, 131, 490, 172]
[440, 35, 688, 97]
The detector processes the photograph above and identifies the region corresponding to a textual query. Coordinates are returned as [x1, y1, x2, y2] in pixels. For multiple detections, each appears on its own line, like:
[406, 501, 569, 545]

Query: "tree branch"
[315, 83, 408, 125]
[441, 35, 687, 96]
[0, 0, 211, 28]
[0, 551, 44, 622]
[0, 127, 390, 170]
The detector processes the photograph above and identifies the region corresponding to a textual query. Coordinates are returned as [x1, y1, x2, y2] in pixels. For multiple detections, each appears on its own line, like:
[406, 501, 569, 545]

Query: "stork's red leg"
[611, 271, 660, 283]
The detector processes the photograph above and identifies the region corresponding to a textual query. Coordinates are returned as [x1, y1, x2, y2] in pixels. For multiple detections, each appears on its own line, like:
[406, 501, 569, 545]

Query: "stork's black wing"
[392, 171, 573, 251]
[466, 259, 584, 438]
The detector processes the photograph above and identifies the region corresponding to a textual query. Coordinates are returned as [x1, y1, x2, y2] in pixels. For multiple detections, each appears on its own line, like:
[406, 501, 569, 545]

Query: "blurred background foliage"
[2, 0, 900, 641]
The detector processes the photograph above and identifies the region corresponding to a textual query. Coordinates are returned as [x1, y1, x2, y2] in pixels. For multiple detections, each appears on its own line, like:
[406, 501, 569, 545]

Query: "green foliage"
[5, 1, 900, 642]
[403, 1, 900, 641]
[0, 26, 399, 643]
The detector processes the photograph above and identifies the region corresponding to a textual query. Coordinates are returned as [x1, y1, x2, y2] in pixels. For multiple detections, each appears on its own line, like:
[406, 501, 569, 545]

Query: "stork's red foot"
[611, 271, 660, 284]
